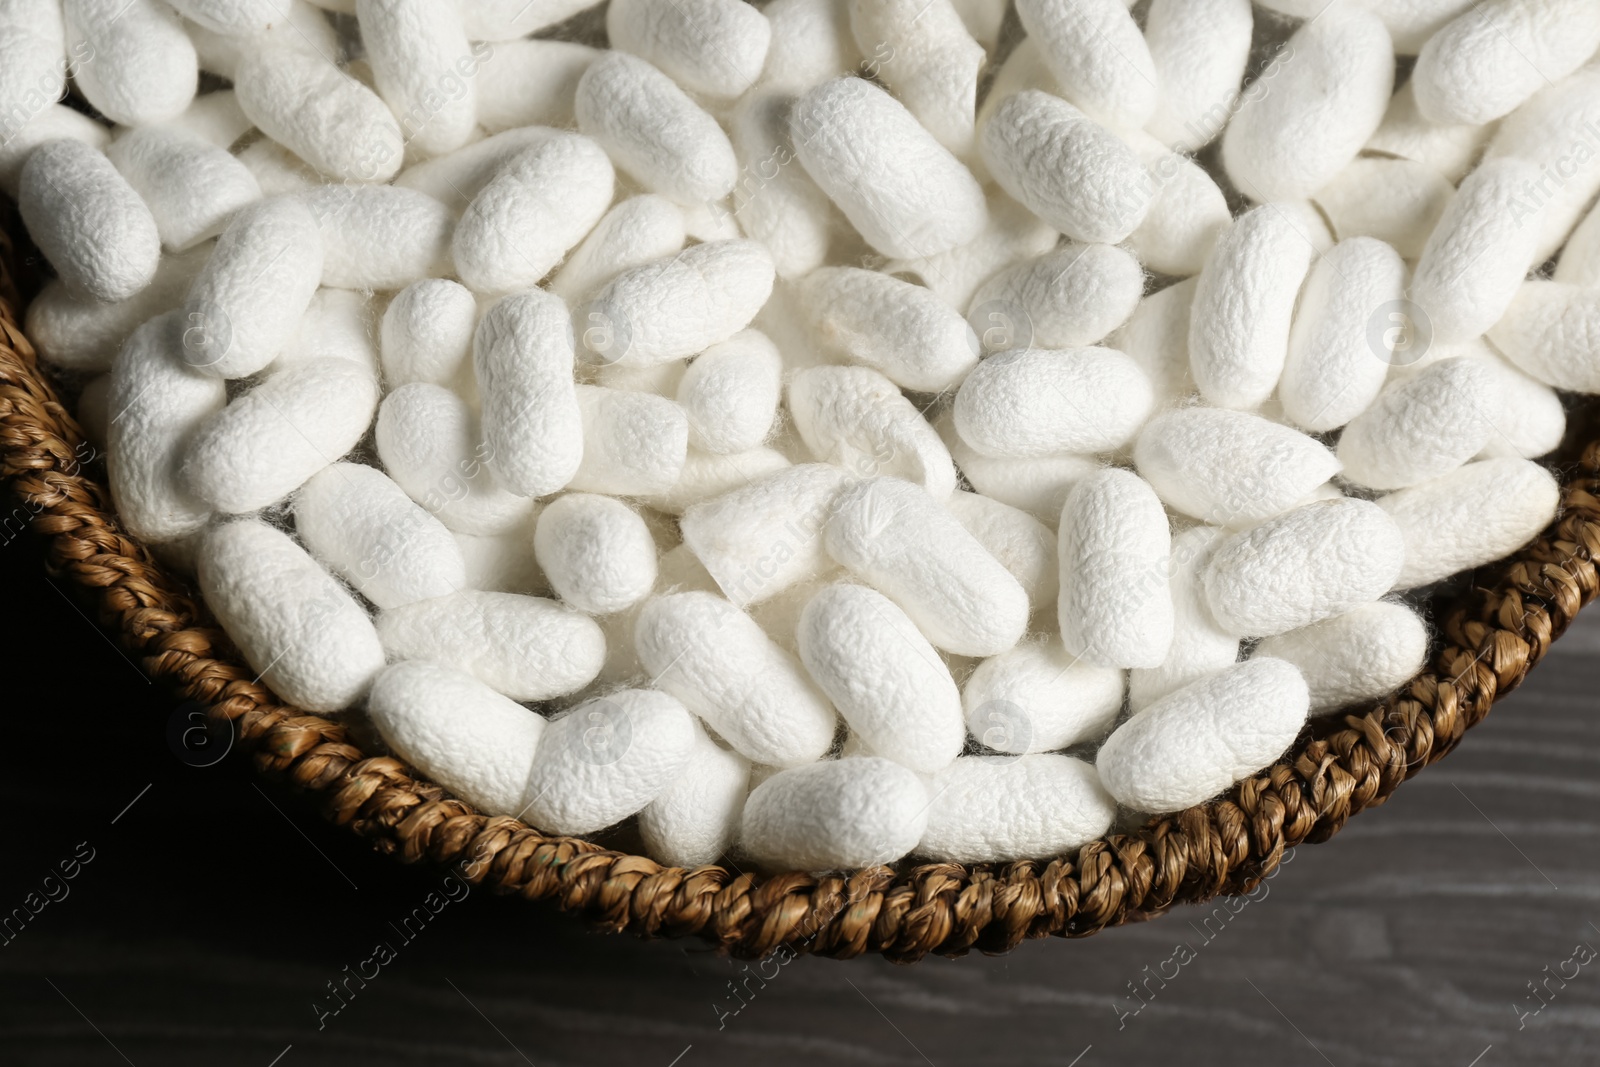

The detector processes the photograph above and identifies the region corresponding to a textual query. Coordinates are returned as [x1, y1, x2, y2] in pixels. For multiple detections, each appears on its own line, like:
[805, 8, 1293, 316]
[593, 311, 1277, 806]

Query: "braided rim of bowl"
[3, 223, 1598, 962]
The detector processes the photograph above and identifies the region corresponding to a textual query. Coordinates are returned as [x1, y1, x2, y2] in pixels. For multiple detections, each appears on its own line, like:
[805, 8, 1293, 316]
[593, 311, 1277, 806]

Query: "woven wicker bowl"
[4, 209, 1599, 963]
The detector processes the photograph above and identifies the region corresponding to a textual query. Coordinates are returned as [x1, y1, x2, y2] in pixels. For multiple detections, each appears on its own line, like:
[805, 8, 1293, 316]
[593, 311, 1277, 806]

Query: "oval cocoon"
[1410, 157, 1544, 346]
[368, 660, 543, 816]
[1096, 658, 1310, 814]
[1377, 458, 1560, 590]
[521, 689, 697, 836]
[1057, 468, 1174, 670]
[20, 140, 160, 304]
[791, 76, 987, 259]
[797, 583, 964, 773]
[357, 0, 479, 158]
[760, 0, 858, 96]
[680, 462, 853, 606]
[1280, 236, 1407, 432]
[302, 184, 454, 292]
[639, 722, 751, 867]
[475, 290, 583, 498]
[534, 494, 658, 615]
[962, 637, 1123, 754]
[1337, 357, 1496, 491]
[801, 266, 979, 392]
[1015, 0, 1157, 131]
[181, 196, 324, 379]
[739, 757, 928, 871]
[1144, 0, 1253, 152]
[1221, 9, 1394, 202]
[1202, 499, 1406, 637]
[918, 754, 1116, 863]
[374, 383, 535, 537]
[235, 42, 405, 182]
[294, 462, 466, 610]
[568, 385, 689, 498]
[574, 50, 738, 205]
[1188, 203, 1320, 411]
[954, 347, 1154, 458]
[375, 590, 606, 702]
[968, 243, 1143, 351]
[1134, 407, 1340, 527]
[182, 357, 379, 514]
[65, 0, 197, 126]
[106, 126, 261, 254]
[788, 365, 955, 500]
[452, 134, 615, 295]
[197, 517, 385, 713]
[608, 0, 770, 100]
[635, 591, 837, 767]
[676, 330, 783, 455]
[581, 240, 775, 367]
[1412, 0, 1600, 126]
[849, 0, 982, 155]
[380, 279, 477, 388]
[1128, 525, 1240, 712]
[1488, 281, 1600, 394]
[106, 311, 227, 544]
[981, 90, 1151, 245]
[1255, 601, 1429, 714]
[825, 476, 1030, 657]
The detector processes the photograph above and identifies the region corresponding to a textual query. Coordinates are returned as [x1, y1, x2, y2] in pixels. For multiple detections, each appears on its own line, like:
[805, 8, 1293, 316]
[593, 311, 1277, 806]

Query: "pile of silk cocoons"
[14, 0, 1591, 874]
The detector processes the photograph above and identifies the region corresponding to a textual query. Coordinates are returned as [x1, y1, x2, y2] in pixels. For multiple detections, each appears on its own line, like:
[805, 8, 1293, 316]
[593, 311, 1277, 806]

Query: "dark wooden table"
[2, 524, 1596, 1067]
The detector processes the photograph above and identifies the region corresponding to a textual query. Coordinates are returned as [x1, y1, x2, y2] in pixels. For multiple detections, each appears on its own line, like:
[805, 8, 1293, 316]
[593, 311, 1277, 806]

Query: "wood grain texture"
[0, 524, 1597, 1066]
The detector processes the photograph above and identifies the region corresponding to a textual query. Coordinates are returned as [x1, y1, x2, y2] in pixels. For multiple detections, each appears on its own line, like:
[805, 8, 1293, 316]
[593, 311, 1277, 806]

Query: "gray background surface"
[1, 527, 1597, 1067]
